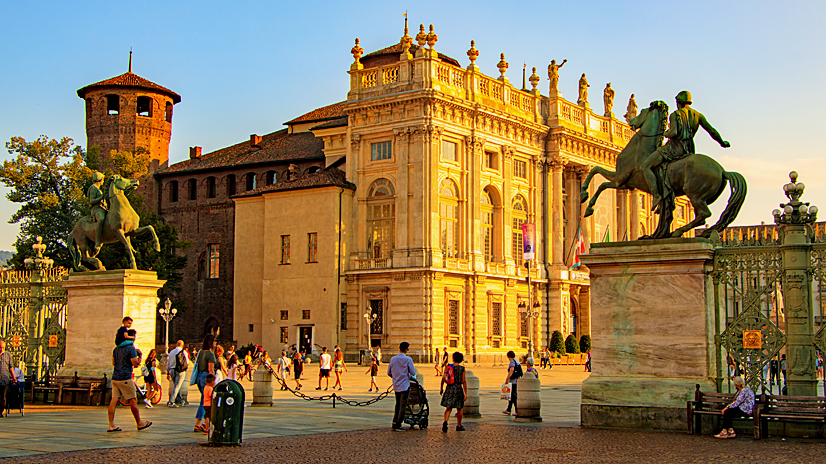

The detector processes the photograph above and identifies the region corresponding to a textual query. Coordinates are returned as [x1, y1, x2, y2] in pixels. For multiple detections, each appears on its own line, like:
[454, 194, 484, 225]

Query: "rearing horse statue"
[69, 175, 160, 271]
[580, 100, 747, 239]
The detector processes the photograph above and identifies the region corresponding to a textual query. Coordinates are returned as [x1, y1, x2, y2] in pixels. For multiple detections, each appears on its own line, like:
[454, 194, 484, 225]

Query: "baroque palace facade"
[231, 24, 692, 362]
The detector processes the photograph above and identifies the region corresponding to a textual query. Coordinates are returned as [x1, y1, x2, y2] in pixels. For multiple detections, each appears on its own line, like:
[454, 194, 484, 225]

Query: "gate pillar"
[580, 238, 716, 431]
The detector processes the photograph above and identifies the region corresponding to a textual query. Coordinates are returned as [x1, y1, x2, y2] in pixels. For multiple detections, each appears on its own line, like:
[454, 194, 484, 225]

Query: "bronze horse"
[580, 100, 746, 238]
[68, 175, 160, 270]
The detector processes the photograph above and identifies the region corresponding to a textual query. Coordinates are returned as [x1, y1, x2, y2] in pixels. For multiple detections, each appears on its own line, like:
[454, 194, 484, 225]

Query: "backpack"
[175, 349, 189, 372]
[510, 361, 523, 381]
[444, 364, 455, 385]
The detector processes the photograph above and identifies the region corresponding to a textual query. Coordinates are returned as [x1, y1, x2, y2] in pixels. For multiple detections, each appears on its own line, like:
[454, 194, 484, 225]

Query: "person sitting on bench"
[715, 376, 754, 439]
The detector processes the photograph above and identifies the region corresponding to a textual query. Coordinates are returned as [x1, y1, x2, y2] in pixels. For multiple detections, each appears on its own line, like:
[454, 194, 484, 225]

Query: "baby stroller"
[403, 378, 429, 429]
[4, 383, 24, 417]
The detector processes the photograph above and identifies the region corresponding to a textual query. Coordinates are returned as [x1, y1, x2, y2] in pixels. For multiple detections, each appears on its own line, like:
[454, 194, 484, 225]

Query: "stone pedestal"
[59, 270, 164, 379]
[580, 238, 716, 430]
[463, 370, 480, 418]
[251, 368, 273, 406]
[514, 377, 542, 422]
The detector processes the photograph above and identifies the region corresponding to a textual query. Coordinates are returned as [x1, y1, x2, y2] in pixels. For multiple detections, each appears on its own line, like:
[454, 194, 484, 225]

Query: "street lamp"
[158, 298, 178, 355]
[519, 298, 541, 359]
[363, 307, 378, 365]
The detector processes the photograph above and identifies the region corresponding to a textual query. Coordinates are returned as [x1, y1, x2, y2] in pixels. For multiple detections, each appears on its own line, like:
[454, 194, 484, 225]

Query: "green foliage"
[235, 343, 257, 359]
[550, 330, 566, 356]
[565, 334, 581, 354]
[579, 334, 592, 353]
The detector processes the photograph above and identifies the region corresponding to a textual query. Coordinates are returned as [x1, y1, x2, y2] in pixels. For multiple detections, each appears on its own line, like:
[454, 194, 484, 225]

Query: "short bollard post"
[514, 377, 542, 422]
[463, 370, 481, 418]
[251, 368, 273, 407]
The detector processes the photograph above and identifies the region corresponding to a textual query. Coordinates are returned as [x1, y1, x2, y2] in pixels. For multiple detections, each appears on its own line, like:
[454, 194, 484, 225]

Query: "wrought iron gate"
[0, 238, 68, 379]
[710, 173, 826, 396]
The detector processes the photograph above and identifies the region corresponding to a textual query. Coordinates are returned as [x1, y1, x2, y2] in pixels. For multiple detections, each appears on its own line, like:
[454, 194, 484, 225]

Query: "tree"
[1, 136, 188, 296]
[550, 330, 566, 357]
[0, 136, 92, 268]
[565, 334, 581, 354]
[579, 334, 592, 353]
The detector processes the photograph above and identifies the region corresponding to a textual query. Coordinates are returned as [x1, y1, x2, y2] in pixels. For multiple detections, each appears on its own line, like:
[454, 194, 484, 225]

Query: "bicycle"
[119, 374, 163, 406]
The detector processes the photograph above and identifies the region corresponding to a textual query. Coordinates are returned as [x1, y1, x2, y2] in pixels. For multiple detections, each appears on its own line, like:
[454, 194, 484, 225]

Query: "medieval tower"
[76, 53, 181, 174]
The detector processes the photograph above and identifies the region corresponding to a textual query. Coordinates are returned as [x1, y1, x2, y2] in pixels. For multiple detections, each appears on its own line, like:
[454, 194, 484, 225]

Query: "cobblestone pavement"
[3, 423, 824, 464]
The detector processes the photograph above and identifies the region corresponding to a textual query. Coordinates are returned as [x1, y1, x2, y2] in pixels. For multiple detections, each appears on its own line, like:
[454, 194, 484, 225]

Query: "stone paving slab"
[3, 423, 824, 464]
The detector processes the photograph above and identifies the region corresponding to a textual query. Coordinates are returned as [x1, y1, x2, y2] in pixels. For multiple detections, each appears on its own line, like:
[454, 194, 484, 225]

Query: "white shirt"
[320, 353, 332, 370]
[167, 347, 188, 371]
[13, 367, 24, 383]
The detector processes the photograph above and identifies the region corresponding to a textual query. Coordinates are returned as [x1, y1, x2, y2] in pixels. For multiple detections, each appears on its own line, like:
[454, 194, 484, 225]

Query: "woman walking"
[278, 351, 291, 390]
[292, 351, 304, 390]
[332, 348, 348, 390]
[440, 351, 467, 432]
[143, 349, 160, 408]
[193, 334, 216, 433]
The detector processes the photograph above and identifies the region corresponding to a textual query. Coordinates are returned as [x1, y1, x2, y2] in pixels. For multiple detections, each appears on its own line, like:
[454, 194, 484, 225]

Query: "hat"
[92, 171, 105, 182]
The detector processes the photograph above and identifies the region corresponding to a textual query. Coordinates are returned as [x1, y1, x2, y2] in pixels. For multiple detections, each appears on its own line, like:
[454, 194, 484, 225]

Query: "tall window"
[136, 96, 152, 117]
[484, 151, 498, 170]
[441, 140, 457, 162]
[512, 195, 528, 259]
[188, 178, 197, 200]
[164, 102, 173, 122]
[266, 170, 277, 186]
[514, 159, 527, 179]
[340, 303, 347, 331]
[371, 141, 392, 161]
[482, 190, 494, 262]
[307, 233, 318, 262]
[169, 180, 178, 202]
[227, 174, 237, 196]
[281, 235, 290, 264]
[207, 176, 216, 198]
[106, 95, 119, 115]
[448, 300, 460, 336]
[440, 179, 459, 258]
[208, 244, 220, 279]
[245, 172, 256, 191]
[366, 179, 395, 259]
[491, 301, 502, 336]
[280, 327, 289, 343]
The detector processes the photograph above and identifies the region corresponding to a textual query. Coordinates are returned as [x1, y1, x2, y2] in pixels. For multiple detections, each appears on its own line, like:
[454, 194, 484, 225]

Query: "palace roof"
[233, 166, 355, 198]
[284, 102, 346, 125]
[157, 129, 324, 176]
[362, 43, 460, 68]
[77, 71, 181, 104]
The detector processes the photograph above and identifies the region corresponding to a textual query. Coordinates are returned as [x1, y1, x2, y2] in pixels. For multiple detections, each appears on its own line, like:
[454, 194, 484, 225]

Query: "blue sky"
[1, 0, 824, 250]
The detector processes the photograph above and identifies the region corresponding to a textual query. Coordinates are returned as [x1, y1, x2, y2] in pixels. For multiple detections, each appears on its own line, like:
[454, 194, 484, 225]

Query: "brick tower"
[77, 53, 181, 174]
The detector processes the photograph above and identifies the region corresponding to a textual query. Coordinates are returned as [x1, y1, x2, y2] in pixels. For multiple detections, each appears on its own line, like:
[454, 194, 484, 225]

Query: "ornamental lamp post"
[363, 308, 378, 366]
[518, 290, 541, 359]
[159, 298, 178, 355]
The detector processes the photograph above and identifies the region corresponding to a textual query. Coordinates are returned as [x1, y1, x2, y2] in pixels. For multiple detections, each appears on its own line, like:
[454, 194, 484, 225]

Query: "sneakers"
[714, 430, 730, 439]
[502, 410, 511, 415]
[315, 387, 321, 390]
[456, 425, 465, 431]
[442, 421, 448, 433]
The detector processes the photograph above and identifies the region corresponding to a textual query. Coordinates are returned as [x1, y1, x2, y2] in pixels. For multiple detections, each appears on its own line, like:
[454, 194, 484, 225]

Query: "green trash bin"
[209, 379, 245, 445]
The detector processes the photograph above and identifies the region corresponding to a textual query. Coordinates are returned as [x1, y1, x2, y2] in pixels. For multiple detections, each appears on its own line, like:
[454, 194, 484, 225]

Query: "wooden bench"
[31, 372, 108, 405]
[686, 384, 759, 438]
[755, 394, 826, 439]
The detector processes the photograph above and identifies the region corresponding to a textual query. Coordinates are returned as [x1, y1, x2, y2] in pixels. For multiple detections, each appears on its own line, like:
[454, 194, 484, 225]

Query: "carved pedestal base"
[58, 270, 165, 379]
[579, 238, 716, 430]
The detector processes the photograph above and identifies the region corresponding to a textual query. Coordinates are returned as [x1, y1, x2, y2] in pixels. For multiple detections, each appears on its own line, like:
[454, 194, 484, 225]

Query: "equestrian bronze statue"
[69, 173, 160, 271]
[580, 91, 746, 239]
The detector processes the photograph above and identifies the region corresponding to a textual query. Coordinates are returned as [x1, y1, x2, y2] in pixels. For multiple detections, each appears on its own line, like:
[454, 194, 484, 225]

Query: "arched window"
[164, 102, 173, 122]
[366, 179, 395, 259]
[136, 96, 152, 117]
[266, 170, 277, 186]
[106, 95, 119, 115]
[512, 195, 528, 260]
[245, 172, 257, 191]
[226, 174, 237, 196]
[440, 179, 460, 258]
[481, 188, 496, 262]
[206, 176, 216, 198]
[168, 180, 178, 203]
[187, 178, 197, 200]
[308, 166, 320, 174]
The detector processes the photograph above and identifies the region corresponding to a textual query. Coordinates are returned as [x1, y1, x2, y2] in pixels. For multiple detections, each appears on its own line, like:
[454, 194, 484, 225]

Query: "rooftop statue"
[624, 94, 638, 121]
[69, 174, 160, 271]
[577, 73, 590, 107]
[547, 59, 567, 93]
[603, 83, 615, 117]
[580, 91, 746, 239]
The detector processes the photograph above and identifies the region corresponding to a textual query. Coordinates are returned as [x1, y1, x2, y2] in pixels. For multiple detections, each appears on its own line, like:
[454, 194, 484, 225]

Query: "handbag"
[500, 383, 512, 400]
[189, 354, 199, 386]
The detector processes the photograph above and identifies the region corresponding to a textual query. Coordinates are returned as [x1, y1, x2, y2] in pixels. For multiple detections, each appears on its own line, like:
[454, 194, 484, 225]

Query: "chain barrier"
[259, 362, 394, 408]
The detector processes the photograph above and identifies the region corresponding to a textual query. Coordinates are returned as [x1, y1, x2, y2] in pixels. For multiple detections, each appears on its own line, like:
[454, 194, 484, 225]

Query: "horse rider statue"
[88, 171, 108, 253]
[639, 90, 731, 211]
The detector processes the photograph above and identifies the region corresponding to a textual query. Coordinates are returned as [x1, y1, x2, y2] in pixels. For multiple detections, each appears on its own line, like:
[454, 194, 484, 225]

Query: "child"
[115, 317, 135, 347]
[365, 356, 378, 392]
[202, 374, 215, 434]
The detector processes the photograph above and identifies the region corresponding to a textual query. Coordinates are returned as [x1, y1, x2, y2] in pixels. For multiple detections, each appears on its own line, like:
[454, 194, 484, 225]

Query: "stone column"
[251, 368, 273, 407]
[629, 190, 640, 240]
[393, 128, 411, 267]
[617, 189, 628, 241]
[550, 160, 566, 266]
[580, 239, 716, 430]
[59, 270, 164, 378]
[782, 223, 818, 396]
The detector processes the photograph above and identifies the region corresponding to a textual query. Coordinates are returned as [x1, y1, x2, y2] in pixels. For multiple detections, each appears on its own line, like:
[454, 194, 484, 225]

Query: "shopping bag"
[500, 383, 512, 400]
[189, 360, 199, 386]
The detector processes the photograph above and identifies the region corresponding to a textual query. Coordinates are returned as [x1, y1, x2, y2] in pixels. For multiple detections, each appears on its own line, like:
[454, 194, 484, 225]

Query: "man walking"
[0, 340, 18, 417]
[316, 347, 332, 391]
[388, 342, 416, 431]
[166, 340, 188, 407]
[108, 331, 152, 432]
